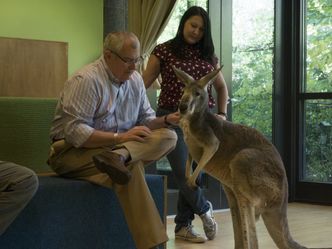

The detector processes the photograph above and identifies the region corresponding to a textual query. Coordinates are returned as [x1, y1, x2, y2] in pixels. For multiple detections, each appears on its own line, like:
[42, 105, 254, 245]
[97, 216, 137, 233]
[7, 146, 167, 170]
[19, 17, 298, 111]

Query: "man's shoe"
[92, 151, 131, 185]
[200, 201, 217, 240]
[175, 225, 206, 243]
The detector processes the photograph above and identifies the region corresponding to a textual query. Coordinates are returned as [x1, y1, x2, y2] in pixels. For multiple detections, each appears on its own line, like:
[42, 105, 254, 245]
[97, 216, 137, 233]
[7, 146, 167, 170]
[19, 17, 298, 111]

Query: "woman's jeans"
[157, 108, 210, 232]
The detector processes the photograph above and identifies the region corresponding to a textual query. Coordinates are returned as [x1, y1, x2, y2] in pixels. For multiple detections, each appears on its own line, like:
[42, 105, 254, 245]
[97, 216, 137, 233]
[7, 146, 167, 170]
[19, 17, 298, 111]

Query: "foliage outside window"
[305, 100, 332, 182]
[232, 0, 274, 140]
[305, 0, 332, 92]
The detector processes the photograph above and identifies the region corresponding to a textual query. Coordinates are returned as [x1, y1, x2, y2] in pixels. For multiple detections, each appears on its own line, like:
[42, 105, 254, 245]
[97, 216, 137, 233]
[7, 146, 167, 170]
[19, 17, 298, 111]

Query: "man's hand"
[165, 111, 180, 126]
[118, 126, 152, 143]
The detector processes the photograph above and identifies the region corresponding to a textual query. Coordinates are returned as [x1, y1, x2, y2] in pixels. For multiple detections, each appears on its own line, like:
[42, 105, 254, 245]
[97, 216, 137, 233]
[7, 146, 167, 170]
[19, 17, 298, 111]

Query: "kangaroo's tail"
[261, 201, 308, 249]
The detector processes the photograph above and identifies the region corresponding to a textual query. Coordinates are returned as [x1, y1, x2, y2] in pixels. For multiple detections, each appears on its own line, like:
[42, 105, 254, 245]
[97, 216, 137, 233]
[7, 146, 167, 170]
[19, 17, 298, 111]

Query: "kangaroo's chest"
[180, 119, 200, 147]
[180, 118, 209, 160]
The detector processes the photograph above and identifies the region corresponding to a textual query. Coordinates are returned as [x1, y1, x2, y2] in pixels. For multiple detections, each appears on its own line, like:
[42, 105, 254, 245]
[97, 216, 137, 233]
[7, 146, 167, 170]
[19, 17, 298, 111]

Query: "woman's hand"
[215, 113, 227, 120]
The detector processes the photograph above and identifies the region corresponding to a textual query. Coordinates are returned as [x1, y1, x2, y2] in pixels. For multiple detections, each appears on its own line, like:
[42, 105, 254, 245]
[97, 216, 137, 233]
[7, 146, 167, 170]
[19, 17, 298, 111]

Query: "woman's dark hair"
[170, 6, 217, 66]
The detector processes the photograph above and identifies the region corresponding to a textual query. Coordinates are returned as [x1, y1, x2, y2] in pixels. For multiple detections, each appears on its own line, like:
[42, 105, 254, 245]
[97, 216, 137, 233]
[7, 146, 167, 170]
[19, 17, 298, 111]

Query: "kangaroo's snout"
[179, 103, 188, 114]
[179, 94, 190, 114]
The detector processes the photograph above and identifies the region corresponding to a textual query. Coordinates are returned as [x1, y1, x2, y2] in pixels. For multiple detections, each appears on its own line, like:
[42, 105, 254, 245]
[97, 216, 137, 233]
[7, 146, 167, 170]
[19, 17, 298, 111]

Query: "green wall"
[0, 0, 103, 75]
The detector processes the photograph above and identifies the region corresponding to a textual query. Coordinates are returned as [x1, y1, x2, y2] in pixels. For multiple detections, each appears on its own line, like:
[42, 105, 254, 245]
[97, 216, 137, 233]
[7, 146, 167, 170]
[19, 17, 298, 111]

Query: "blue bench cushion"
[0, 175, 166, 249]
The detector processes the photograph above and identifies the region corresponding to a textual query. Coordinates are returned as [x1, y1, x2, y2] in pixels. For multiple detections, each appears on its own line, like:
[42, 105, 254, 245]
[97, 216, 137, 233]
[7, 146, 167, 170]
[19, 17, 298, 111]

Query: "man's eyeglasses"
[110, 50, 143, 66]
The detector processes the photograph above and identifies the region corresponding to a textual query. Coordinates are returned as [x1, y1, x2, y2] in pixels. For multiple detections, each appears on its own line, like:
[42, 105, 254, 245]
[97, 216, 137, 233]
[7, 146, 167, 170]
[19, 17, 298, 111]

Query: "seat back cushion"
[0, 97, 57, 172]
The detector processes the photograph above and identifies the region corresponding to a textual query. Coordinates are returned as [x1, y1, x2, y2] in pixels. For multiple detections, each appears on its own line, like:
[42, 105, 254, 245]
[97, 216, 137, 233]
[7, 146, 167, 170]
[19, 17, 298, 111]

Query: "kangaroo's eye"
[195, 91, 200, 97]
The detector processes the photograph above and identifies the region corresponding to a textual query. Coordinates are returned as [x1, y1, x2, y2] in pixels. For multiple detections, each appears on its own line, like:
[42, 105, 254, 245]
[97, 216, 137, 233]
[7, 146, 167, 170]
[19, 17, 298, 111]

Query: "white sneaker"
[200, 201, 218, 240]
[175, 224, 207, 243]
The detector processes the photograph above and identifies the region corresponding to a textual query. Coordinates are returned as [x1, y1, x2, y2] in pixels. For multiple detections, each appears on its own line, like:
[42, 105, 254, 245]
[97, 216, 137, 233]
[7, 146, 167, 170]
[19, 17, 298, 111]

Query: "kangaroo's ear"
[197, 68, 221, 88]
[172, 66, 194, 85]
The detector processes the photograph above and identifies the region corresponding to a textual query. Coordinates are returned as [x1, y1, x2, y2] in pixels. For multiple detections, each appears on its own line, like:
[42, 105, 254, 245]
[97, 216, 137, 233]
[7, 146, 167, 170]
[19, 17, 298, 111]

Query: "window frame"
[275, 0, 332, 203]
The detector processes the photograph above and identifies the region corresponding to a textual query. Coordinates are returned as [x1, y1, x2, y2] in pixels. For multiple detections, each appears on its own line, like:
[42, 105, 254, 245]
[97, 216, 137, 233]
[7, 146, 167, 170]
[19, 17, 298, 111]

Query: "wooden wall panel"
[0, 37, 68, 97]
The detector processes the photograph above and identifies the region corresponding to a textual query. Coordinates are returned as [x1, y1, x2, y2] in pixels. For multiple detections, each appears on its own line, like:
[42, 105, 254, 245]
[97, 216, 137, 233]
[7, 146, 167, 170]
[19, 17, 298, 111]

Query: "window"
[301, 0, 332, 183]
[232, 0, 274, 140]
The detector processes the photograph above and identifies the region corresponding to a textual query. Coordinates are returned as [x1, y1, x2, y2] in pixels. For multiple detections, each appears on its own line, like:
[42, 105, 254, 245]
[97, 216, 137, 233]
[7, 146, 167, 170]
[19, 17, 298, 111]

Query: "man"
[47, 32, 179, 249]
[0, 161, 38, 235]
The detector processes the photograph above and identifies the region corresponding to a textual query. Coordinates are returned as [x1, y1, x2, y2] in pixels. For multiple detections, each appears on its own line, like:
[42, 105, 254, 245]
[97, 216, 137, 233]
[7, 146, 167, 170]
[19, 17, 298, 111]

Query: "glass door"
[295, 0, 332, 203]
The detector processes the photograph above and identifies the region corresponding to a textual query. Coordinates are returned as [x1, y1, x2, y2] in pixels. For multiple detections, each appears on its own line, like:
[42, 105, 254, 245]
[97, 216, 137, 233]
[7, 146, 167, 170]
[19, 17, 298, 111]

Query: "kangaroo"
[173, 66, 331, 249]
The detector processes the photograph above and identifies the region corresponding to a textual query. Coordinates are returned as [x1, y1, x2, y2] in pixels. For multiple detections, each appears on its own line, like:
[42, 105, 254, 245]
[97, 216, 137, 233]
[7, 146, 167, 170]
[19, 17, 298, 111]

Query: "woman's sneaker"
[200, 201, 218, 240]
[175, 225, 207, 243]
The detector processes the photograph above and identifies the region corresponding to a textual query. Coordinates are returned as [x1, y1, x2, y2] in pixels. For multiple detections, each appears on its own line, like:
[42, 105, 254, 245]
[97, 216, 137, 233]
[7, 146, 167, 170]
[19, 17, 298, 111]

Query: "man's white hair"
[103, 31, 139, 53]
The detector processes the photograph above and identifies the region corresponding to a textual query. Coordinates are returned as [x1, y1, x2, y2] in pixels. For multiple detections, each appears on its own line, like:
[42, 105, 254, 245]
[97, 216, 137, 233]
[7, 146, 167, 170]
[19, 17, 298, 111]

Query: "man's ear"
[104, 49, 112, 60]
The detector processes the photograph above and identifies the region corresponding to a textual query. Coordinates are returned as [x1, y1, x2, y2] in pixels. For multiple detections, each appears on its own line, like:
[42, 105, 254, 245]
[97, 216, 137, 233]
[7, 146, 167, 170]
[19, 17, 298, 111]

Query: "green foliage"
[303, 0, 332, 182]
[232, 0, 331, 182]
[232, 0, 274, 139]
[304, 100, 332, 182]
[306, 0, 332, 92]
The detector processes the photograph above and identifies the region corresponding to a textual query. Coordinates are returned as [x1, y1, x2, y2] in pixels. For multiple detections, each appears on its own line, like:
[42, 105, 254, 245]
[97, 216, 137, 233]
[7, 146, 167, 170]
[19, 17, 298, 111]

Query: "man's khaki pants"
[48, 128, 177, 249]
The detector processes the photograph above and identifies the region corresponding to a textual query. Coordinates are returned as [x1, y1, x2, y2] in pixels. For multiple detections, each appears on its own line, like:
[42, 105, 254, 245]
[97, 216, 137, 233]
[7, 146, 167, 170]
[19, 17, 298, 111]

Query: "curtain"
[128, 0, 177, 88]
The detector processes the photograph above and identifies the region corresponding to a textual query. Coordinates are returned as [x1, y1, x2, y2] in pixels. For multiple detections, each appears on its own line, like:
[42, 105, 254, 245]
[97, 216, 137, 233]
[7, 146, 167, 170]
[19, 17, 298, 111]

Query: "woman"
[143, 6, 229, 243]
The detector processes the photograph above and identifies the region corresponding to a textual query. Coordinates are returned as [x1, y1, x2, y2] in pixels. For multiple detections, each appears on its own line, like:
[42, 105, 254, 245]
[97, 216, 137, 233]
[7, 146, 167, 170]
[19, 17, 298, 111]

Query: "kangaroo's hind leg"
[237, 194, 259, 249]
[224, 185, 245, 249]
[224, 185, 259, 249]
[228, 151, 264, 249]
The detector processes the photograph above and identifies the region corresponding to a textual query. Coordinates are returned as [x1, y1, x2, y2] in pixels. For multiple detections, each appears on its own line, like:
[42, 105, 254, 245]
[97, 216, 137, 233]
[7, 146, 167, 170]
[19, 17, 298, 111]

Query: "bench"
[0, 97, 167, 249]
